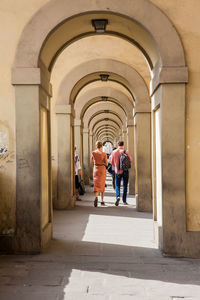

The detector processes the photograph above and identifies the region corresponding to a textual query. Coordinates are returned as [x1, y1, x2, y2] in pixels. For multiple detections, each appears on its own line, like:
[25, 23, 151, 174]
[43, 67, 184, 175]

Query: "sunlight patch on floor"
[63, 269, 200, 299]
[82, 214, 155, 249]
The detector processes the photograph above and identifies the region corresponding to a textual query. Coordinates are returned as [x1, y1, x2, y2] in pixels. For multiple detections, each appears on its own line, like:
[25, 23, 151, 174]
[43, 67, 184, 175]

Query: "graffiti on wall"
[0, 130, 15, 169]
[0, 132, 8, 154]
[0, 145, 8, 154]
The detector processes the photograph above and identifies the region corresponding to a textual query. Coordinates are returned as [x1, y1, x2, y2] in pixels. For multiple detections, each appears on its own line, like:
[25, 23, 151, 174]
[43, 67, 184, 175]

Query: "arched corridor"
[8, 0, 192, 256]
[1, 0, 200, 298]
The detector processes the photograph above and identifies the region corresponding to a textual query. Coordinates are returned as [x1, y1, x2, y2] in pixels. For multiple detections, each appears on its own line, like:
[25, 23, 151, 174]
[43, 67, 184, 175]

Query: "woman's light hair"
[96, 141, 103, 149]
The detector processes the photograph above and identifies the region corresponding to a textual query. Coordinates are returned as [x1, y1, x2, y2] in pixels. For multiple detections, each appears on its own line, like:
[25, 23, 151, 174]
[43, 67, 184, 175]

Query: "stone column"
[134, 123, 138, 195]
[74, 119, 82, 158]
[113, 137, 117, 147]
[135, 112, 152, 212]
[154, 84, 186, 256]
[9, 67, 52, 253]
[151, 81, 200, 257]
[127, 121, 135, 195]
[56, 105, 75, 209]
[14, 85, 42, 252]
[74, 118, 83, 176]
[149, 65, 200, 257]
[83, 128, 89, 184]
[123, 128, 128, 149]
[89, 133, 93, 180]
[92, 134, 96, 150]
[119, 130, 122, 141]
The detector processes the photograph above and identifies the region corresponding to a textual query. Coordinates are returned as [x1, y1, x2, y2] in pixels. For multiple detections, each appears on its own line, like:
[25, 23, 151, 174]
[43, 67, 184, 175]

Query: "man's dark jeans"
[115, 170, 129, 203]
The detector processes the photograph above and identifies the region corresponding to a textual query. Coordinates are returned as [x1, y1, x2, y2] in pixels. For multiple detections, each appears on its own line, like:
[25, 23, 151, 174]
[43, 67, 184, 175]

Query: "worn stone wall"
[0, 0, 48, 233]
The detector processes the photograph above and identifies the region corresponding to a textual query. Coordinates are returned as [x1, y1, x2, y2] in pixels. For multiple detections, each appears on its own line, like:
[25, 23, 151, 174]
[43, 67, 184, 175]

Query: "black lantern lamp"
[100, 74, 109, 82]
[91, 19, 108, 33]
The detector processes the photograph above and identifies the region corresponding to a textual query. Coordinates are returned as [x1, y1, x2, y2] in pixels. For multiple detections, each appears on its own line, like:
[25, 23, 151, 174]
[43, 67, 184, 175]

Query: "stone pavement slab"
[1, 185, 200, 300]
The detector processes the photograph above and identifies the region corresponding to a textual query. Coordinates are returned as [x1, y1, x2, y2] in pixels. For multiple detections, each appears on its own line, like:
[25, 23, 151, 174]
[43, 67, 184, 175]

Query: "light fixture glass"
[100, 74, 109, 82]
[91, 19, 108, 33]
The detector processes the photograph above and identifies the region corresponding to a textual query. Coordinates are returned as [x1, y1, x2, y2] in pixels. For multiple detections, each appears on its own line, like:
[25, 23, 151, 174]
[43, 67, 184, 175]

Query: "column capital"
[12, 67, 41, 85]
[83, 128, 89, 134]
[12, 66, 52, 97]
[55, 105, 72, 115]
[74, 119, 82, 126]
[127, 120, 134, 127]
[134, 103, 151, 114]
[150, 66, 188, 96]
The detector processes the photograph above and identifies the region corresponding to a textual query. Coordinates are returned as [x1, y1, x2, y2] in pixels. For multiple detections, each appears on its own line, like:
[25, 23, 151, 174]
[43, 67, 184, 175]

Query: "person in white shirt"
[74, 146, 82, 201]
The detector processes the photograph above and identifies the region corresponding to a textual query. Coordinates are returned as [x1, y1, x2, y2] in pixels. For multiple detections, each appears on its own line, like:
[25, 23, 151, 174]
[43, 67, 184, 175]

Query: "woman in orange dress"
[92, 141, 108, 207]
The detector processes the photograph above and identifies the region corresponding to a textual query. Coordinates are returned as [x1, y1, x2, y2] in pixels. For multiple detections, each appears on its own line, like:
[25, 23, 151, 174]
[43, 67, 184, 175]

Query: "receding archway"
[10, 0, 193, 258]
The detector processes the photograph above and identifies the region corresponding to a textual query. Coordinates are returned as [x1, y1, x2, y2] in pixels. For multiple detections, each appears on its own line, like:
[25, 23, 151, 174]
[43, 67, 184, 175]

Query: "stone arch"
[93, 121, 119, 135]
[74, 87, 133, 120]
[98, 133, 115, 141]
[83, 112, 122, 183]
[91, 117, 122, 134]
[102, 137, 114, 145]
[96, 128, 116, 138]
[83, 102, 127, 129]
[56, 59, 150, 106]
[13, 0, 185, 70]
[88, 112, 123, 131]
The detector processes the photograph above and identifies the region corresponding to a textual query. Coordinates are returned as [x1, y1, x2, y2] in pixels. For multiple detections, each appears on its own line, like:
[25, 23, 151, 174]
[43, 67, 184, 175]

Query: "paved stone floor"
[1, 177, 200, 299]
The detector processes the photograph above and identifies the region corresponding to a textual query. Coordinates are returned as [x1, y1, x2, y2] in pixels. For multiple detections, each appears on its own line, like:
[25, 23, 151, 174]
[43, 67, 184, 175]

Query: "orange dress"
[92, 150, 108, 192]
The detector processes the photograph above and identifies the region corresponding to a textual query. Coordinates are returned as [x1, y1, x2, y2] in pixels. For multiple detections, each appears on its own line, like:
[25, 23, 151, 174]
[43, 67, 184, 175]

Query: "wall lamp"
[100, 74, 109, 81]
[102, 96, 108, 101]
[91, 19, 108, 33]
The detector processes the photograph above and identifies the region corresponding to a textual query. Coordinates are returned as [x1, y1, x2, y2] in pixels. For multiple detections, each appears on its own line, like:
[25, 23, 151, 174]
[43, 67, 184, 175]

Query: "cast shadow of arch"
[0, 201, 199, 300]
[47, 204, 200, 299]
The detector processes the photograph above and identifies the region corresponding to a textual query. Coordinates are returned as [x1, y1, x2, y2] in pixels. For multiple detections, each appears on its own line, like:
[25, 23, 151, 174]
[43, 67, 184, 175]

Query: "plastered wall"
[0, 0, 48, 233]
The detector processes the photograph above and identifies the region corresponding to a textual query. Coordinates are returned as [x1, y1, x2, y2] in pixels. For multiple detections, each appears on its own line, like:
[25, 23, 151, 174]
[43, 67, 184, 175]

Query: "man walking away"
[110, 141, 133, 206]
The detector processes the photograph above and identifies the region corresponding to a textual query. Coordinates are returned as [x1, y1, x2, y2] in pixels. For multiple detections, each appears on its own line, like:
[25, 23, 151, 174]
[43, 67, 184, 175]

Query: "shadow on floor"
[1, 195, 200, 300]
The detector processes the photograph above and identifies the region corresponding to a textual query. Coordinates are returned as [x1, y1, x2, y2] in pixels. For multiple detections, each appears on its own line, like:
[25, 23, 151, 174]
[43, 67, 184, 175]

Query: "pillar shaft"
[135, 112, 152, 212]
[152, 83, 200, 257]
[127, 124, 135, 195]
[83, 129, 89, 184]
[9, 85, 52, 252]
[89, 134, 93, 180]
[74, 119, 83, 175]
[74, 119, 82, 158]
[56, 105, 74, 209]
[123, 130, 128, 149]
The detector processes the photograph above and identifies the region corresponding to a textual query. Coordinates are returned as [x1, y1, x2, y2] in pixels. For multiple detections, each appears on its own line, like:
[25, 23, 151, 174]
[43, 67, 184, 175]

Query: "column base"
[136, 195, 152, 212]
[154, 221, 163, 250]
[0, 221, 52, 254]
[54, 195, 75, 210]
